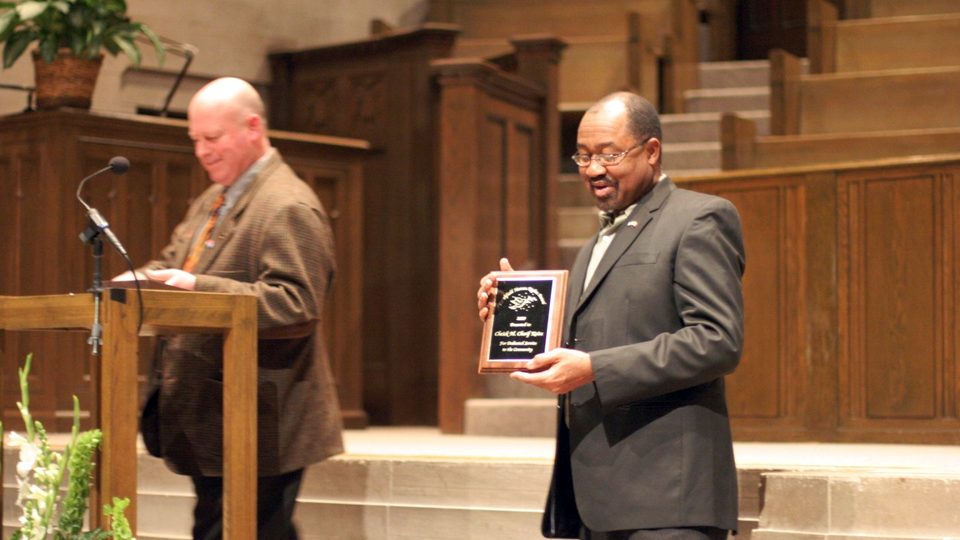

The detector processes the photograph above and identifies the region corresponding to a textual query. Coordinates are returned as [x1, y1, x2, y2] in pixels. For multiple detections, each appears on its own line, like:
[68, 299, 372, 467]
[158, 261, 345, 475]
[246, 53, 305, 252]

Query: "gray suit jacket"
[145, 150, 344, 477]
[558, 177, 744, 532]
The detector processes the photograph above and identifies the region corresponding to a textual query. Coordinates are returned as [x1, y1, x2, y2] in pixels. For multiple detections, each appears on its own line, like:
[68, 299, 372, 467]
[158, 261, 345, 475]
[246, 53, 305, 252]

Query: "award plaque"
[478, 270, 568, 373]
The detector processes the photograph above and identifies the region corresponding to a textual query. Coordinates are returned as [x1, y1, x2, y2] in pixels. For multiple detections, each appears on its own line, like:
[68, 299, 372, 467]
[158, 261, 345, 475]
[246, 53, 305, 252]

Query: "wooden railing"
[680, 153, 960, 443]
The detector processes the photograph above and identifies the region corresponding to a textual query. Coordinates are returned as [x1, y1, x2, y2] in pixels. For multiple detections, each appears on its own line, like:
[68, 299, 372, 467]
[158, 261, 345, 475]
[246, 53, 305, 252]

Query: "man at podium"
[115, 77, 344, 539]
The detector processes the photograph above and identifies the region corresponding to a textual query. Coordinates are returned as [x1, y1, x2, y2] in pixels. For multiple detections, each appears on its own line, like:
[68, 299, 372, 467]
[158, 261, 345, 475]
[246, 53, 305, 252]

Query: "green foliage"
[56, 411, 103, 538]
[9, 354, 131, 539]
[0, 0, 165, 69]
[102, 498, 133, 540]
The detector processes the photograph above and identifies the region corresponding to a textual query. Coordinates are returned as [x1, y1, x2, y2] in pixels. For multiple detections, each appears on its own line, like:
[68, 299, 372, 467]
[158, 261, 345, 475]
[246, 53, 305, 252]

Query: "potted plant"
[0, 0, 165, 109]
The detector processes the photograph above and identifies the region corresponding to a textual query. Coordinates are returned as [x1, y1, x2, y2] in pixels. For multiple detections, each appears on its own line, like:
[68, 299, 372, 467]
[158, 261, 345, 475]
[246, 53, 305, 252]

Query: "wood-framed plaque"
[478, 270, 568, 373]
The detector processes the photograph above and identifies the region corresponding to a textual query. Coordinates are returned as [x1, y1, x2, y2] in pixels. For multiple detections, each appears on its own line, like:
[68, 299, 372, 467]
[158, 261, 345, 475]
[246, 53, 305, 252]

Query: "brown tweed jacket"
[144, 150, 344, 477]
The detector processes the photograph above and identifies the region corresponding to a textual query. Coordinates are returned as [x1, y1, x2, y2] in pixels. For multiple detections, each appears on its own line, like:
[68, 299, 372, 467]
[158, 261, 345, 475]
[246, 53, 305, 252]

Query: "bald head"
[189, 77, 267, 129]
[188, 77, 270, 186]
[586, 91, 662, 146]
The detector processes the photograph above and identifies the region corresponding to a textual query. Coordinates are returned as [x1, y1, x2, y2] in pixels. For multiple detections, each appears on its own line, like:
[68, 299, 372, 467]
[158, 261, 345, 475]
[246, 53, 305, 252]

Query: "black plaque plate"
[479, 270, 568, 373]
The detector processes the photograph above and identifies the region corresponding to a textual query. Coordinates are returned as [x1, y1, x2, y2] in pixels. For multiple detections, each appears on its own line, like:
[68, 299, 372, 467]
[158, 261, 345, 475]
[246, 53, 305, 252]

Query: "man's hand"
[511, 348, 594, 394]
[146, 268, 197, 290]
[112, 270, 148, 281]
[477, 257, 514, 321]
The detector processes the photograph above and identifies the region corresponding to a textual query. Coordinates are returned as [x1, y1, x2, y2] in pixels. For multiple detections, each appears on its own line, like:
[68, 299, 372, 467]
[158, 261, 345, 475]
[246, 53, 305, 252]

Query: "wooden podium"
[0, 287, 257, 538]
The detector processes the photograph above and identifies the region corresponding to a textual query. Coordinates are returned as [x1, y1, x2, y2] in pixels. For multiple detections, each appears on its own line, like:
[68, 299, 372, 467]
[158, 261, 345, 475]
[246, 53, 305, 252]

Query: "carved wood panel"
[838, 167, 959, 437]
[684, 177, 807, 436]
[0, 111, 368, 432]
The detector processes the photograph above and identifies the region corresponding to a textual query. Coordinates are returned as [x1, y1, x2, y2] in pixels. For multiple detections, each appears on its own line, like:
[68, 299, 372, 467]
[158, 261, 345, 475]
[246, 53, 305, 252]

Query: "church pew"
[721, 113, 960, 169]
[859, 0, 960, 17]
[808, 0, 960, 74]
[433, 0, 704, 113]
[770, 49, 960, 135]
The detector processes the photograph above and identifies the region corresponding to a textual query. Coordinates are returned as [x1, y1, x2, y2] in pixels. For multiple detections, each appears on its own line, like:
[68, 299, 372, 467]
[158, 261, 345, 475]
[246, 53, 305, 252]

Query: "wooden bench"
[849, 0, 960, 18]
[431, 0, 707, 112]
[809, 0, 960, 73]
[722, 113, 960, 169]
[771, 49, 960, 135]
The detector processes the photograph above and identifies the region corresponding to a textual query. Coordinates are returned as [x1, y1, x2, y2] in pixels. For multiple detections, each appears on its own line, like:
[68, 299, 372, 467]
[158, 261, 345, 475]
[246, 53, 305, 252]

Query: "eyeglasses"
[570, 139, 649, 168]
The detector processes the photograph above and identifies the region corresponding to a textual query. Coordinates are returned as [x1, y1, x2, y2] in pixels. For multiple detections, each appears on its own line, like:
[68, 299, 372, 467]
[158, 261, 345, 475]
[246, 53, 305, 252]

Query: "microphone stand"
[76, 157, 133, 355]
[0, 82, 35, 112]
[78, 220, 106, 355]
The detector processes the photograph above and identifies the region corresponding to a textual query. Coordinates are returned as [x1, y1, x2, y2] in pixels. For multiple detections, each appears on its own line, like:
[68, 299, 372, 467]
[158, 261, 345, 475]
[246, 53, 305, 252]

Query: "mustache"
[589, 176, 615, 185]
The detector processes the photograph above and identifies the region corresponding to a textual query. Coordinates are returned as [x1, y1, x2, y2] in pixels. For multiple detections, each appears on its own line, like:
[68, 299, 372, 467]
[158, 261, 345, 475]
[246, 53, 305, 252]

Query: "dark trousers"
[191, 468, 305, 540]
[581, 526, 729, 540]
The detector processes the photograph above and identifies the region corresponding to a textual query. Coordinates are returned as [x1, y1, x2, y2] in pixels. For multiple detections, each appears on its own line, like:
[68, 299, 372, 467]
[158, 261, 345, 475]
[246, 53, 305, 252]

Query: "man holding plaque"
[478, 92, 745, 540]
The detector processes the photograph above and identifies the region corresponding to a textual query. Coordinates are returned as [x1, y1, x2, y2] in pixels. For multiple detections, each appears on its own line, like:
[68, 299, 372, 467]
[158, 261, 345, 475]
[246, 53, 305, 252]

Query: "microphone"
[76, 156, 131, 257]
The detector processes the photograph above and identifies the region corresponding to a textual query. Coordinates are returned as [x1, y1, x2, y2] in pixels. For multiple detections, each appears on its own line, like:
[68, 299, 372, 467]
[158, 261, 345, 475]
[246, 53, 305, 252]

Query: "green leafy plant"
[0, 0, 165, 69]
[2, 353, 133, 539]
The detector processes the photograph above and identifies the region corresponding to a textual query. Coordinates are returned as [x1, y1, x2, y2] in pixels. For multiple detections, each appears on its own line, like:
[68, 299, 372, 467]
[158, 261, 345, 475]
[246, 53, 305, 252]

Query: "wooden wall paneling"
[806, 0, 838, 74]
[801, 172, 842, 436]
[683, 175, 811, 439]
[720, 112, 757, 170]
[702, 0, 738, 61]
[269, 25, 458, 425]
[433, 0, 693, 116]
[0, 110, 370, 434]
[837, 165, 960, 442]
[660, 0, 701, 114]
[509, 36, 566, 269]
[769, 49, 803, 136]
[557, 38, 629, 105]
[627, 11, 661, 109]
[950, 168, 959, 420]
[433, 0, 673, 40]
[436, 76, 488, 434]
[434, 59, 545, 432]
[286, 155, 367, 428]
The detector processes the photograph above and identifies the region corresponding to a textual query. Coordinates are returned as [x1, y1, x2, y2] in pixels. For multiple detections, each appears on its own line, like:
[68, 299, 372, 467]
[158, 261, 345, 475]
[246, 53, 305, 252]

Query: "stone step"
[663, 141, 721, 170]
[557, 172, 592, 207]
[662, 110, 770, 143]
[753, 469, 960, 539]
[3, 431, 555, 540]
[465, 398, 557, 438]
[698, 60, 770, 89]
[557, 206, 598, 242]
[683, 86, 770, 114]
[9, 431, 960, 540]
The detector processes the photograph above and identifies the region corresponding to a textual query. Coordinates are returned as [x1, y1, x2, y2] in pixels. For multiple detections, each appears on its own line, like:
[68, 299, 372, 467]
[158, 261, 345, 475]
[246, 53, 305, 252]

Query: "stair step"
[754, 470, 960, 538]
[465, 398, 557, 437]
[557, 172, 594, 207]
[698, 60, 770, 89]
[662, 110, 770, 142]
[684, 87, 770, 114]
[663, 141, 721, 170]
[557, 206, 598, 241]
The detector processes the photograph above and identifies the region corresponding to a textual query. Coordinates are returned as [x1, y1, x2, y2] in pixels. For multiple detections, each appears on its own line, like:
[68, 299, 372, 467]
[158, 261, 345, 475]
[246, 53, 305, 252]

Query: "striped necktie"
[182, 192, 226, 273]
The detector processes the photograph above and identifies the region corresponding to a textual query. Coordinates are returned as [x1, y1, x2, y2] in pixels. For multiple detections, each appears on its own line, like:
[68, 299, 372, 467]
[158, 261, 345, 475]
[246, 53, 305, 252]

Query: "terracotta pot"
[32, 49, 103, 110]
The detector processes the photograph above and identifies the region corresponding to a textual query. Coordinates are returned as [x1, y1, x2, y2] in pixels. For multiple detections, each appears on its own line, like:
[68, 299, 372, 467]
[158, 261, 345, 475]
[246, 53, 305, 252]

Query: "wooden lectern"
[0, 287, 257, 539]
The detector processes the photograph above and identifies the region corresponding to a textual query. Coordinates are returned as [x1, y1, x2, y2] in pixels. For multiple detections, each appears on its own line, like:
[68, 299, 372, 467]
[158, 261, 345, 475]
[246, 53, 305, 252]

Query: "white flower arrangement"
[2, 354, 133, 540]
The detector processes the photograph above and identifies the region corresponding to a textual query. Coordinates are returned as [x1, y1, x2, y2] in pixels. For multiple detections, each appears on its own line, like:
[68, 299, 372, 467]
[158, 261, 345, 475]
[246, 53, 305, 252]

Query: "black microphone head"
[109, 156, 130, 174]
